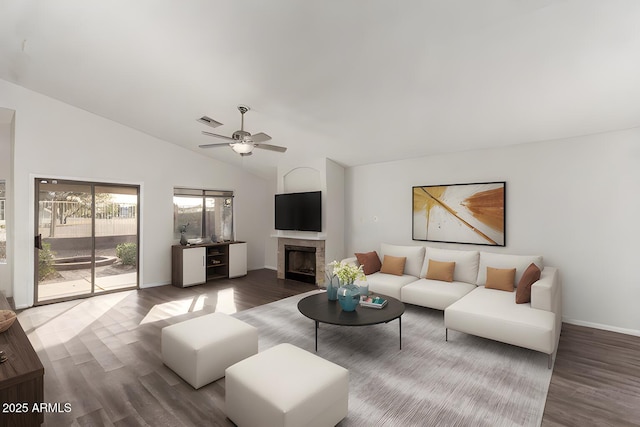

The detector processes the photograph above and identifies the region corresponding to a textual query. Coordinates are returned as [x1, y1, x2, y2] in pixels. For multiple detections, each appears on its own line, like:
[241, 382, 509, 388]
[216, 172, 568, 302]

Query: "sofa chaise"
[342, 243, 562, 367]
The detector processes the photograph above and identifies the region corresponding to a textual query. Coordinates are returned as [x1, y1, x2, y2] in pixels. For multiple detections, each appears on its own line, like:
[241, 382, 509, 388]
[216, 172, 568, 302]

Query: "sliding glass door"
[94, 185, 139, 294]
[35, 179, 139, 304]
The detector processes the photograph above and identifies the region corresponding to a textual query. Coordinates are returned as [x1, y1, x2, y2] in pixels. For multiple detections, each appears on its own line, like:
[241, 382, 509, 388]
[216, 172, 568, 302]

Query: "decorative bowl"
[0, 310, 17, 333]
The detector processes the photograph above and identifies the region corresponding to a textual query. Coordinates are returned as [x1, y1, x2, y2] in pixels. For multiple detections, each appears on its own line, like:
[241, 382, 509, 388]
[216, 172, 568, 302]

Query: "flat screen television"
[275, 191, 322, 232]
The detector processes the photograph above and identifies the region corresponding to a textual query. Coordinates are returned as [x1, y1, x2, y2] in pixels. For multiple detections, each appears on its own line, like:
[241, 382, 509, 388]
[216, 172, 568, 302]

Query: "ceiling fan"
[198, 105, 287, 157]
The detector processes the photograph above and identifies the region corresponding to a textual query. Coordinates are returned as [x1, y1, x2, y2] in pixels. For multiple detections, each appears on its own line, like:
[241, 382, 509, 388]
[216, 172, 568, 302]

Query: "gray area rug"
[232, 291, 552, 427]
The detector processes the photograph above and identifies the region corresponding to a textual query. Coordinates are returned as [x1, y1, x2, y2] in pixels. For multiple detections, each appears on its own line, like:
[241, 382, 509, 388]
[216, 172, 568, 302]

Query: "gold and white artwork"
[412, 182, 505, 246]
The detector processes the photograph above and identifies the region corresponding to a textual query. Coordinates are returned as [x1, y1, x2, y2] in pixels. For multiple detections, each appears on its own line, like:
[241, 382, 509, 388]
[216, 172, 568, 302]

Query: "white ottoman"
[225, 343, 349, 427]
[161, 312, 258, 389]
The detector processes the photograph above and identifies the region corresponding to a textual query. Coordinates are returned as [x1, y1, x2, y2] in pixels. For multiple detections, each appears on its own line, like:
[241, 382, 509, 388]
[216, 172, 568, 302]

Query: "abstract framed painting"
[412, 181, 506, 246]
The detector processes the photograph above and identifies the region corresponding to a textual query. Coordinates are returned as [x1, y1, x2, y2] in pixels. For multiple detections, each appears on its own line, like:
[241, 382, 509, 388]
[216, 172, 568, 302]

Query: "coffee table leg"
[315, 320, 319, 352]
[399, 316, 402, 350]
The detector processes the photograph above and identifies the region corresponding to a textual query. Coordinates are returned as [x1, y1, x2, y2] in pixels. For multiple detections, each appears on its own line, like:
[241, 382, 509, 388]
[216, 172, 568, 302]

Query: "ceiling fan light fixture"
[199, 104, 286, 155]
[231, 142, 254, 154]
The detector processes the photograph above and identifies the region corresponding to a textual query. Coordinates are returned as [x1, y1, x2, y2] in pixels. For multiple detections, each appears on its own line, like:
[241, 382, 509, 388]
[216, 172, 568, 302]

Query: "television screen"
[275, 191, 322, 232]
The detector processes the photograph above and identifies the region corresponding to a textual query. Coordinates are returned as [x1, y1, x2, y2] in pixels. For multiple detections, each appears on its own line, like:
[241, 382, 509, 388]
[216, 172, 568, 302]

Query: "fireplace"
[285, 245, 316, 284]
[277, 238, 325, 285]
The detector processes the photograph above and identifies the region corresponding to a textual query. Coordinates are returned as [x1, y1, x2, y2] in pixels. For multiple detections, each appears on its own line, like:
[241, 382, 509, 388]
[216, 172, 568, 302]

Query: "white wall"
[0, 112, 14, 296]
[0, 78, 271, 308]
[324, 158, 345, 265]
[345, 128, 640, 335]
[264, 176, 278, 270]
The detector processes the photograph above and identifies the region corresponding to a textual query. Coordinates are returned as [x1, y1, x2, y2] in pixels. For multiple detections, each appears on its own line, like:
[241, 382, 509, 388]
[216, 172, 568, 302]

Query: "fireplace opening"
[285, 245, 317, 284]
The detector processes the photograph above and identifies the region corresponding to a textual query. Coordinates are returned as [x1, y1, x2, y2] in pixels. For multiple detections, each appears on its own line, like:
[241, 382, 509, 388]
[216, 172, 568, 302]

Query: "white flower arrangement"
[329, 260, 365, 285]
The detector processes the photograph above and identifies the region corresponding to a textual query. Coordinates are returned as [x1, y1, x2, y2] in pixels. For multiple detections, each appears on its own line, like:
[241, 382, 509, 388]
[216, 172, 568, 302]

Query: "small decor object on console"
[0, 309, 17, 333]
[360, 295, 388, 309]
[179, 223, 189, 246]
[330, 260, 365, 311]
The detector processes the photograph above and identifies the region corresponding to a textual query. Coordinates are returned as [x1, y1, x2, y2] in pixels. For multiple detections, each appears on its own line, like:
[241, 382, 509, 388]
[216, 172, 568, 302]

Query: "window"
[173, 188, 234, 243]
[0, 180, 5, 263]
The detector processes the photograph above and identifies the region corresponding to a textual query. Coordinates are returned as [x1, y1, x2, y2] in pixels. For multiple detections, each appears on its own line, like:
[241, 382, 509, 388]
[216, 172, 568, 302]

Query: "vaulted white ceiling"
[1, 1, 639, 178]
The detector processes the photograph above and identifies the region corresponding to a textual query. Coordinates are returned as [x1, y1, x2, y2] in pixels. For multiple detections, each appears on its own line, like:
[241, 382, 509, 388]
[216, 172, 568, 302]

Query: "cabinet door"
[182, 247, 206, 286]
[228, 242, 247, 278]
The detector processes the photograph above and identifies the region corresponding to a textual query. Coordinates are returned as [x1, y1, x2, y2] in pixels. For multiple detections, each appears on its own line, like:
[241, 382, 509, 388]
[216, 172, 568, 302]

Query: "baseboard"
[140, 281, 171, 289]
[263, 265, 277, 271]
[562, 317, 640, 337]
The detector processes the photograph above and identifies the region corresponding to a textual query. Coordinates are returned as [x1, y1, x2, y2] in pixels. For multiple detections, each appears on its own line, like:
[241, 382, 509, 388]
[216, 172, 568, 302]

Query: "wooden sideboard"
[0, 295, 44, 426]
[171, 241, 247, 288]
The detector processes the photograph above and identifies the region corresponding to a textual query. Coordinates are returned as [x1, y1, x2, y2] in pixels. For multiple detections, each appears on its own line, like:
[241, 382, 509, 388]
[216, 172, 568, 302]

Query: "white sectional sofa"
[343, 243, 562, 367]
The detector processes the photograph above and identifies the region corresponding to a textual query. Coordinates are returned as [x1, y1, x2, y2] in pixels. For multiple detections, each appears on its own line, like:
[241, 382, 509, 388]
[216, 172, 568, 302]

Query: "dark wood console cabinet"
[0, 295, 44, 426]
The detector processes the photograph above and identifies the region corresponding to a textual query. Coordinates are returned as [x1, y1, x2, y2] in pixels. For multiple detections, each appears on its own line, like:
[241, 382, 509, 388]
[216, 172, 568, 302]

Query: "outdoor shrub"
[116, 243, 137, 266]
[38, 242, 57, 281]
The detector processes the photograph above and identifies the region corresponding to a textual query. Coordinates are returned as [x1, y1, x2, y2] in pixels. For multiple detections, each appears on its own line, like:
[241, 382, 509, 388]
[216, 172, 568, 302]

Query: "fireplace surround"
[277, 238, 325, 285]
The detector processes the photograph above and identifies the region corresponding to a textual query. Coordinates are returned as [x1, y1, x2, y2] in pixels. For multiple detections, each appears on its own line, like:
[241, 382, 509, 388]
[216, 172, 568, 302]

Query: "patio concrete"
[38, 272, 137, 301]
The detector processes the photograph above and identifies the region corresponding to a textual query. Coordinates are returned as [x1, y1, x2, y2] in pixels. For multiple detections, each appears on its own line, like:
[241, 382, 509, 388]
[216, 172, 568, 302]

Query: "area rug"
[232, 291, 552, 427]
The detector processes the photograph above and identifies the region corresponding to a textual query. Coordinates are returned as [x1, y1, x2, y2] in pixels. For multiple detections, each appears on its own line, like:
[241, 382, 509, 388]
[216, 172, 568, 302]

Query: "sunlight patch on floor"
[19, 290, 134, 348]
[139, 288, 237, 325]
[214, 288, 237, 314]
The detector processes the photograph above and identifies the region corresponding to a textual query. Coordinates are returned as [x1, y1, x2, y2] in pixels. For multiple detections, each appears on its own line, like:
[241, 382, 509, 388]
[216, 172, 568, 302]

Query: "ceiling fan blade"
[198, 142, 232, 148]
[249, 132, 272, 143]
[202, 131, 234, 141]
[254, 143, 287, 153]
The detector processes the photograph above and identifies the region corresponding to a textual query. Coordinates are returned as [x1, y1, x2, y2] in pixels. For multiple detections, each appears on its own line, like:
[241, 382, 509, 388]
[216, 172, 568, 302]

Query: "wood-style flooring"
[15, 269, 640, 426]
[542, 323, 640, 426]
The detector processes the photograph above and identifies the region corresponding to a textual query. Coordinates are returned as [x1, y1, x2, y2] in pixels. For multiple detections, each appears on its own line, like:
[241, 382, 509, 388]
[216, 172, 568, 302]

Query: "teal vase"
[337, 282, 360, 312]
[326, 275, 339, 301]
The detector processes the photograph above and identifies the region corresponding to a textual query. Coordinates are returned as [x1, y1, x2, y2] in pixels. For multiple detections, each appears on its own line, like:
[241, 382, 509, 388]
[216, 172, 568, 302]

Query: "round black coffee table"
[297, 292, 405, 352]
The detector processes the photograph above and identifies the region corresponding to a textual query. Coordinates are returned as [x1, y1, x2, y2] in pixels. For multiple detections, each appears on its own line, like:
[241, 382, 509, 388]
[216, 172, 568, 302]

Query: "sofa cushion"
[476, 252, 543, 287]
[420, 248, 479, 284]
[485, 267, 515, 292]
[444, 287, 556, 354]
[380, 255, 406, 276]
[401, 279, 476, 310]
[425, 260, 455, 282]
[516, 263, 542, 304]
[366, 272, 417, 300]
[355, 251, 382, 275]
[380, 243, 425, 278]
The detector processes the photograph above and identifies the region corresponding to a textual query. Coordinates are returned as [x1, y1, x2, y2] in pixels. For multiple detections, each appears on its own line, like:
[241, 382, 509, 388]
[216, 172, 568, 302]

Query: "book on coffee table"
[359, 295, 387, 309]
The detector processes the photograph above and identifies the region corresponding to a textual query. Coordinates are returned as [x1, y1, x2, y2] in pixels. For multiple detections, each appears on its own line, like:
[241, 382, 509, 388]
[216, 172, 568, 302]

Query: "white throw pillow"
[476, 252, 543, 287]
[379, 243, 425, 278]
[420, 247, 479, 284]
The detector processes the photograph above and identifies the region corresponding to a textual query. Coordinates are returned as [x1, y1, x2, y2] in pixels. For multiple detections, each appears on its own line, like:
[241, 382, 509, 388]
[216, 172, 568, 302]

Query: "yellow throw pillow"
[485, 267, 516, 292]
[425, 259, 455, 282]
[380, 255, 406, 276]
